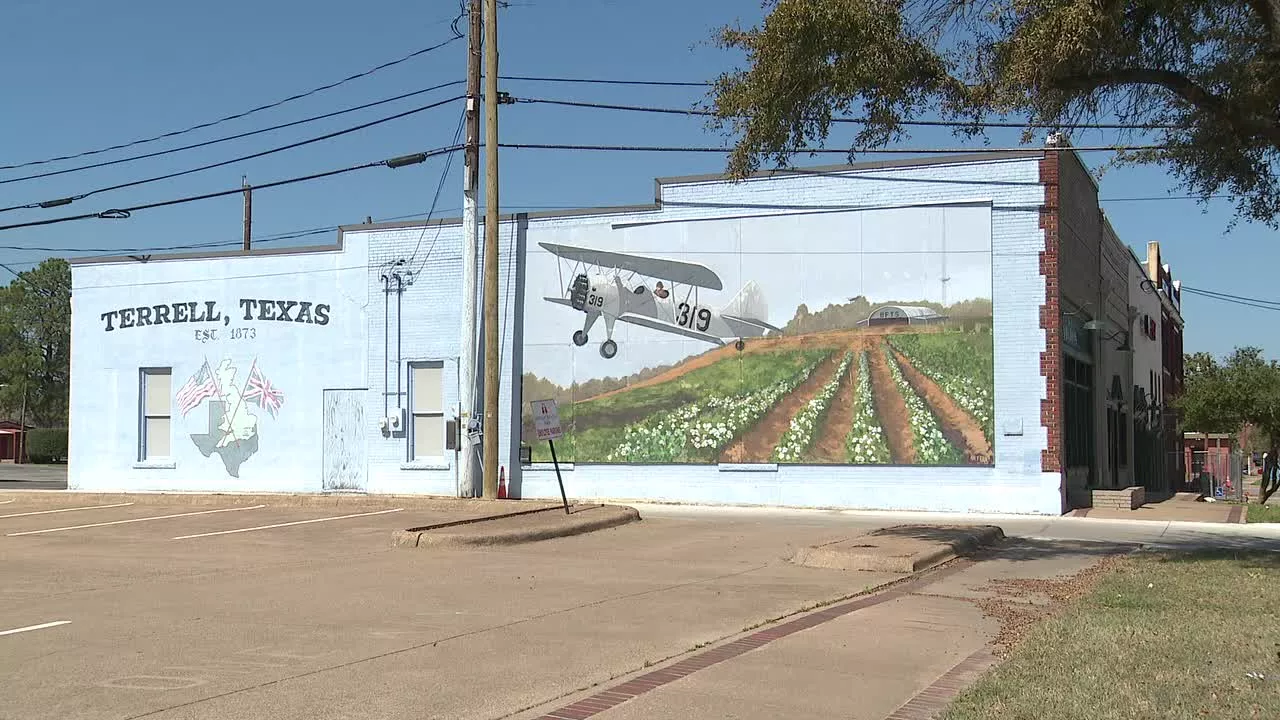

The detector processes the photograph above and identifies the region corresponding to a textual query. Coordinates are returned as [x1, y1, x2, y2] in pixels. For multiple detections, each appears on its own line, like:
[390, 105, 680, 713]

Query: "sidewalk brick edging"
[883, 647, 1000, 720]
[529, 559, 976, 720]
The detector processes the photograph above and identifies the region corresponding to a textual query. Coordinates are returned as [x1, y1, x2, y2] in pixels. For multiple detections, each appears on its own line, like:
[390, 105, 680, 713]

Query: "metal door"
[322, 389, 368, 492]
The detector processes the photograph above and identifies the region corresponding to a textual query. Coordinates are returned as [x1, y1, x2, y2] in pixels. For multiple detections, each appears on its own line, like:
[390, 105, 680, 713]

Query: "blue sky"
[1, 0, 1272, 358]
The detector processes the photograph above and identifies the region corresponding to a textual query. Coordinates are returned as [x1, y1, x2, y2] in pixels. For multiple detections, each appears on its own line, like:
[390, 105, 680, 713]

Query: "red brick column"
[1039, 152, 1062, 474]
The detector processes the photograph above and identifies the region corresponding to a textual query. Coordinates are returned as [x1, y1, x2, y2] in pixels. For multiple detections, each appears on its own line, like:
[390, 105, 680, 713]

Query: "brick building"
[66, 142, 1182, 514]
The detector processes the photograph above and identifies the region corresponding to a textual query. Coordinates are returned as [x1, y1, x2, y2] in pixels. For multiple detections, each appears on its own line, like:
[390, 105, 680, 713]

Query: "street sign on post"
[530, 399, 570, 513]
[531, 399, 563, 440]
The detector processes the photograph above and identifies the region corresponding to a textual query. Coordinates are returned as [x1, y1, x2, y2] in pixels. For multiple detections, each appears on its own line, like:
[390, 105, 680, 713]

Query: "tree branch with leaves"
[708, 0, 1280, 227]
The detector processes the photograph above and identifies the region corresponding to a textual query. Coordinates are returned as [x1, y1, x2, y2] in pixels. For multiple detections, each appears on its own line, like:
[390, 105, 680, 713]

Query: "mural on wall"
[177, 357, 285, 477]
[520, 205, 995, 467]
[538, 241, 778, 359]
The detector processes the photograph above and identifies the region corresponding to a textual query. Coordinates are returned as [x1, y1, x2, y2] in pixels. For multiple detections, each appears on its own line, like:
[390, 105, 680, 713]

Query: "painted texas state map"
[177, 357, 284, 477]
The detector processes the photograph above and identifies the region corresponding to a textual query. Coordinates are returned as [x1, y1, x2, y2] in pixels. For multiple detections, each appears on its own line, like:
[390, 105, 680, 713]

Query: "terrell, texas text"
[100, 299, 331, 331]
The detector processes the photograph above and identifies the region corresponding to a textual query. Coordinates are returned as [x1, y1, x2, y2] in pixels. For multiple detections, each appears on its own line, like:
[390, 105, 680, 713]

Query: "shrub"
[25, 428, 68, 463]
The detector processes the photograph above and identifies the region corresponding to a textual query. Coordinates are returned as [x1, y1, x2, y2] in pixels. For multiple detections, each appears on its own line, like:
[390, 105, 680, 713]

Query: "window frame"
[407, 360, 446, 463]
[139, 367, 173, 461]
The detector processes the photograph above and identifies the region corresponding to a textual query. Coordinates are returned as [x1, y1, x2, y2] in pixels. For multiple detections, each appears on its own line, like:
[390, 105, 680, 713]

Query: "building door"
[322, 389, 368, 492]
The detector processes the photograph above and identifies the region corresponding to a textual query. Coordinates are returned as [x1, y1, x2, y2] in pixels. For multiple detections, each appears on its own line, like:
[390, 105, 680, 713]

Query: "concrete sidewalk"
[626, 502, 1280, 544]
[512, 538, 1123, 720]
[1068, 492, 1247, 524]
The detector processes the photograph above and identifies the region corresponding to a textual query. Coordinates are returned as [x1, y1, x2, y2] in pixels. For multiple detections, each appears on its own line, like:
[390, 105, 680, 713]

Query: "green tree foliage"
[709, 1, 1280, 226]
[0, 259, 71, 427]
[1177, 347, 1280, 502]
[24, 428, 68, 464]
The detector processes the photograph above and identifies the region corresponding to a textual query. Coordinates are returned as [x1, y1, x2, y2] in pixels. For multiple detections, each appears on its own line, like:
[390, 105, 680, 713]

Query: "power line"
[0, 80, 466, 187]
[0, 145, 464, 233]
[407, 108, 468, 274]
[52, 247, 1130, 292]
[497, 141, 1168, 154]
[0, 96, 466, 214]
[0, 34, 465, 173]
[0, 184, 1223, 255]
[0, 261, 63, 298]
[0, 204, 581, 255]
[496, 75, 709, 87]
[1182, 286, 1280, 311]
[513, 97, 1182, 131]
[1102, 194, 1223, 202]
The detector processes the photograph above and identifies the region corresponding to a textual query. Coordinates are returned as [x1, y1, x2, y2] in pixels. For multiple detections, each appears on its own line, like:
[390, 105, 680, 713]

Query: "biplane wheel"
[600, 339, 618, 359]
[572, 330, 589, 347]
[735, 339, 746, 352]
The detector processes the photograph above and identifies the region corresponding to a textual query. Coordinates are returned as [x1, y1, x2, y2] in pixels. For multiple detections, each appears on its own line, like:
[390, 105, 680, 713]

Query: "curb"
[0, 489, 556, 512]
[394, 505, 641, 548]
[793, 525, 1005, 573]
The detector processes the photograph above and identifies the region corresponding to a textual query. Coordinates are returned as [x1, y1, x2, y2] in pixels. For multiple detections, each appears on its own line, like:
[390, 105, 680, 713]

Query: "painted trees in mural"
[177, 357, 285, 477]
[520, 206, 996, 467]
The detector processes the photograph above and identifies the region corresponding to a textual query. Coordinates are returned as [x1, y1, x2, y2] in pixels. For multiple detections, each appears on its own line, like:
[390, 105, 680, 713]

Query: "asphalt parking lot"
[0, 492, 904, 720]
[8, 490, 1280, 720]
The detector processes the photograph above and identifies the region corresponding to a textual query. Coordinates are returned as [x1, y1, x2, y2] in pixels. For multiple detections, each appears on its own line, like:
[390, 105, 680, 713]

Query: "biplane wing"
[543, 296, 575, 308]
[722, 315, 781, 336]
[538, 241, 724, 291]
[615, 312, 727, 346]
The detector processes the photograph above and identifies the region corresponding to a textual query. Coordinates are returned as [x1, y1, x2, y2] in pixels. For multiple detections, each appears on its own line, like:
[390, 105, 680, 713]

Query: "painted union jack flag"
[243, 363, 284, 418]
[175, 360, 220, 417]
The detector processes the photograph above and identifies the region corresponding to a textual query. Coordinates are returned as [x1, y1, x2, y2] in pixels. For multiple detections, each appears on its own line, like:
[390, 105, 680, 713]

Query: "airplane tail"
[721, 281, 779, 333]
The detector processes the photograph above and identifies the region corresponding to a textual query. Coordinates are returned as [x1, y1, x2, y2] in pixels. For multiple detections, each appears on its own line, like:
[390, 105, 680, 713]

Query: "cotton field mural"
[520, 204, 995, 467]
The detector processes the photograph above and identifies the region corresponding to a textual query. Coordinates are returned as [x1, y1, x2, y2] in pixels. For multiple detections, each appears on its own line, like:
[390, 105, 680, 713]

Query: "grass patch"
[946, 551, 1280, 720]
[1247, 503, 1280, 523]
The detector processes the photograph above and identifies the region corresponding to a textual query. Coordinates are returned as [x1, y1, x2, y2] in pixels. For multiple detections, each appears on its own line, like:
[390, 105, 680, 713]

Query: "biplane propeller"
[540, 241, 780, 359]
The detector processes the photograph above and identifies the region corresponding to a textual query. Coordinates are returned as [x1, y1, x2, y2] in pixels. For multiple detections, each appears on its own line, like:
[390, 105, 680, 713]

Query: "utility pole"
[481, 0, 501, 499]
[242, 176, 253, 251]
[459, 0, 482, 498]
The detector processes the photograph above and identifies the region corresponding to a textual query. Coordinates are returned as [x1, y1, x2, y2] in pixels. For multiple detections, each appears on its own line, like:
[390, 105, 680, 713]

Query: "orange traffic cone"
[497, 465, 508, 499]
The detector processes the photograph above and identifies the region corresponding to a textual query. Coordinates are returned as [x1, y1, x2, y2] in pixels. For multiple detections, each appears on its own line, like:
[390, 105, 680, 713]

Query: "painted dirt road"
[579, 326, 932, 404]
[866, 340, 916, 465]
[890, 346, 993, 464]
[719, 351, 843, 464]
[811, 346, 862, 463]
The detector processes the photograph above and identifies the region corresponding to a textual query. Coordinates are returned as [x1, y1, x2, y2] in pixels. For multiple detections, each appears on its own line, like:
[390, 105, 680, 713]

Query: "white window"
[140, 368, 172, 460]
[409, 362, 444, 460]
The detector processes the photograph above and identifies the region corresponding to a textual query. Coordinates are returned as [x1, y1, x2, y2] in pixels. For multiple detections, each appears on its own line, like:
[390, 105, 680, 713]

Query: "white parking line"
[172, 508, 405, 540]
[0, 499, 14, 505]
[6, 505, 267, 537]
[0, 502, 134, 519]
[0, 620, 71, 637]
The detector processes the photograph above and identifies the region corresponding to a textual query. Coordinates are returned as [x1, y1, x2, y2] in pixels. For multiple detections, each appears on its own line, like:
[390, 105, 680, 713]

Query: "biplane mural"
[539, 241, 780, 358]
[520, 205, 996, 468]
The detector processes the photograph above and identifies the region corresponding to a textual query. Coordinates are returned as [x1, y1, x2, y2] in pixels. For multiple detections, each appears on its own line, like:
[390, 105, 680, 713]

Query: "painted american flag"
[243, 363, 284, 418]
[176, 360, 219, 416]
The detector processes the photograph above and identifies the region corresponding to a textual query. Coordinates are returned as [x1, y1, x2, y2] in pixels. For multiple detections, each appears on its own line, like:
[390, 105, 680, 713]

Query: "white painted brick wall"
[355, 217, 521, 496]
[75, 154, 1054, 511]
